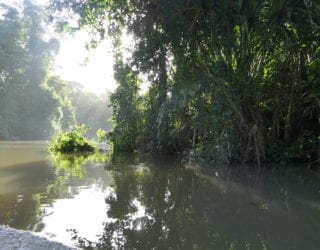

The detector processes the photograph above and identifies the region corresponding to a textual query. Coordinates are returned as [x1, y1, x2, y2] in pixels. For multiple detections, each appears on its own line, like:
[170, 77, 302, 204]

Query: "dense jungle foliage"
[51, 0, 319, 165]
[0, 0, 112, 140]
[51, 0, 320, 164]
[0, 0, 69, 139]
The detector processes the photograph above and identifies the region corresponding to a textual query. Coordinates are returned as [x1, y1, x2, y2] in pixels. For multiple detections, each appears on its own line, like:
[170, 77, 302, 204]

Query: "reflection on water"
[37, 186, 111, 245]
[0, 142, 320, 249]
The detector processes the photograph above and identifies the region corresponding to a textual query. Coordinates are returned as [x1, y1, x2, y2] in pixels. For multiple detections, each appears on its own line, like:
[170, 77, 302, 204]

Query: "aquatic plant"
[50, 125, 96, 153]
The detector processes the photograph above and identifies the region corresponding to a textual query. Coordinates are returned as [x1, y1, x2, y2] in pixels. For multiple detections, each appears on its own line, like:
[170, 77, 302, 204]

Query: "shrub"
[50, 125, 96, 153]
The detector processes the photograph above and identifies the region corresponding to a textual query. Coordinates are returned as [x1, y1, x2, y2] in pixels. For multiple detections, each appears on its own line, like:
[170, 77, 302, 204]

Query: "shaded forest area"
[51, 0, 319, 165]
[1, 0, 319, 164]
[0, 1, 112, 140]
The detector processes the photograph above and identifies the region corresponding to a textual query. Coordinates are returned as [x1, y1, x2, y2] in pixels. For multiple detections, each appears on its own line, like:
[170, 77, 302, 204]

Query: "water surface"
[0, 141, 319, 249]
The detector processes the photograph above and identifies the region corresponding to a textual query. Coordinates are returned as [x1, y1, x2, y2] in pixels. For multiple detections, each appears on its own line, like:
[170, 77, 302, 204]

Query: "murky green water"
[0, 141, 319, 249]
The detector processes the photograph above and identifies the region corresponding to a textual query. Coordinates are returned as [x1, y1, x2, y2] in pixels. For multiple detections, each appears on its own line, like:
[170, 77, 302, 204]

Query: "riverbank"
[0, 225, 74, 250]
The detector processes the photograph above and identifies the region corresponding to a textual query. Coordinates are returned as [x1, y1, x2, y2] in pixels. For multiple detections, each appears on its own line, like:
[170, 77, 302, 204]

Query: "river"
[0, 141, 319, 249]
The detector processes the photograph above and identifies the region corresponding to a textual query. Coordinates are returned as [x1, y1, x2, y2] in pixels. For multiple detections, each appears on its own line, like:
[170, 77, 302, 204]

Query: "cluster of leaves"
[51, 0, 320, 165]
[96, 128, 108, 141]
[50, 125, 96, 153]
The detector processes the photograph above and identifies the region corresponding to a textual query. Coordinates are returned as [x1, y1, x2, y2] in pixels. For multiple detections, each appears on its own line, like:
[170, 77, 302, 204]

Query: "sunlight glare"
[38, 185, 112, 246]
[55, 31, 116, 94]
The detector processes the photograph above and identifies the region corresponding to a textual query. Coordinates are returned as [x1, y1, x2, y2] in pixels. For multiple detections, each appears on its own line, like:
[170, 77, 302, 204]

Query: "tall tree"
[109, 54, 141, 152]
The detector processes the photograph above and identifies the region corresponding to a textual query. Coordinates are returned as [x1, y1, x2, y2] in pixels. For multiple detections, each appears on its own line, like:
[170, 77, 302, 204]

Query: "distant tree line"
[69, 82, 113, 138]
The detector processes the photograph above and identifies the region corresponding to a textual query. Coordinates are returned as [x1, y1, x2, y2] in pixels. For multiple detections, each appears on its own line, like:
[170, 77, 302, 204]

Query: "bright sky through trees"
[55, 31, 116, 94]
[1, 0, 116, 94]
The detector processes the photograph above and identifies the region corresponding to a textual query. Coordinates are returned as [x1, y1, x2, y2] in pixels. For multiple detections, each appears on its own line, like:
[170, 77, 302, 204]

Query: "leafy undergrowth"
[50, 125, 96, 153]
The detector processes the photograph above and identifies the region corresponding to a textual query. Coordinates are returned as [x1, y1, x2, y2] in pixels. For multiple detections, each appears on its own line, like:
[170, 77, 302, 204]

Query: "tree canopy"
[50, 0, 320, 164]
[52, 0, 320, 163]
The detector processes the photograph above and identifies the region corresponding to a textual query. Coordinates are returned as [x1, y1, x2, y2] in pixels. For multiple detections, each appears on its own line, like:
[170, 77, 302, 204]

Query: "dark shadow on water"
[1, 145, 320, 249]
[66, 152, 320, 250]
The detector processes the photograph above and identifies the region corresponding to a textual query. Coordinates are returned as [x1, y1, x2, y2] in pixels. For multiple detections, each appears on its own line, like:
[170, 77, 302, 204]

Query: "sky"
[54, 31, 117, 94]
